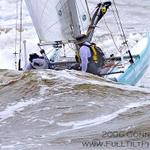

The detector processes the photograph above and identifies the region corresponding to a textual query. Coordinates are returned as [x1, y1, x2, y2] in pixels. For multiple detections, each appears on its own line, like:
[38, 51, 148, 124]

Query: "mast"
[86, 1, 111, 42]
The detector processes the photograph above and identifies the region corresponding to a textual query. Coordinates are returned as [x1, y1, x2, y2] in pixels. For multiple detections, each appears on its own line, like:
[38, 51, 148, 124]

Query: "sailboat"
[24, 0, 150, 86]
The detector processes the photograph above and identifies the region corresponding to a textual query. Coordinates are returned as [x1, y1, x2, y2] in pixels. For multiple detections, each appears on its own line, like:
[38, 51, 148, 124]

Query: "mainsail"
[25, 0, 90, 44]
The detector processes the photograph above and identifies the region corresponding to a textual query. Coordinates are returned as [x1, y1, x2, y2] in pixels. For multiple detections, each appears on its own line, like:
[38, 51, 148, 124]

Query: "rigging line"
[45, 6, 81, 40]
[85, 5, 100, 36]
[110, 5, 125, 44]
[85, 5, 98, 34]
[44, 2, 71, 38]
[18, 0, 23, 70]
[85, 0, 91, 20]
[19, 0, 23, 54]
[79, 0, 88, 14]
[110, 6, 124, 42]
[39, 0, 61, 35]
[112, 0, 134, 63]
[85, 6, 97, 36]
[14, 0, 19, 70]
[110, 6, 126, 49]
[112, 0, 128, 48]
[103, 16, 120, 52]
[44, 17, 64, 36]
[68, 43, 77, 51]
[15, 0, 18, 51]
[90, 6, 97, 17]
[39, 0, 49, 23]
[40, 0, 66, 33]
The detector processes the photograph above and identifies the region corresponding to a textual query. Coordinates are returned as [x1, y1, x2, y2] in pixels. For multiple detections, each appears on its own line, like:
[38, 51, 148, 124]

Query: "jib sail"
[25, 0, 90, 44]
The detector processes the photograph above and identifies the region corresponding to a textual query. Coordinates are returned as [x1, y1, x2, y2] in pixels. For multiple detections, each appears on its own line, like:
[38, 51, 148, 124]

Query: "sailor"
[75, 34, 105, 75]
[25, 53, 49, 70]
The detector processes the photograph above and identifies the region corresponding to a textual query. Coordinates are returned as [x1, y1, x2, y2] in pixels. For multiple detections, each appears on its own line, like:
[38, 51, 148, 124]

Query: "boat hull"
[47, 34, 150, 86]
[115, 34, 150, 85]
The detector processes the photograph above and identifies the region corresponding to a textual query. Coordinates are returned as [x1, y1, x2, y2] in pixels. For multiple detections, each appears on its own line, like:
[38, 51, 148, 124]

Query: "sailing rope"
[14, 0, 19, 70]
[18, 0, 23, 70]
[86, 1, 120, 51]
[112, 0, 134, 63]
[103, 16, 120, 51]
[85, 0, 91, 21]
[112, 0, 129, 49]
[110, 6, 124, 42]
[91, 0, 128, 51]
[40, 0, 49, 23]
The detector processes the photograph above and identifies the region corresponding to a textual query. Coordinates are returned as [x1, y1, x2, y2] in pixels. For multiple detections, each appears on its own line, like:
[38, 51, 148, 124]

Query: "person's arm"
[79, 46, 89, 72]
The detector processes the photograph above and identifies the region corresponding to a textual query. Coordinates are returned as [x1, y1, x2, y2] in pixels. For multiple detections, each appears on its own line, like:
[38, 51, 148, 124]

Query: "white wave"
[40, 69, 150, 93]
[1, 145, 15, 149]
[0, 98, 43, 122]
[32, 119, 54, 125]
[40, 70, 80, 81]
[39, 84, 50, 96]
[53, 100, 150, 136]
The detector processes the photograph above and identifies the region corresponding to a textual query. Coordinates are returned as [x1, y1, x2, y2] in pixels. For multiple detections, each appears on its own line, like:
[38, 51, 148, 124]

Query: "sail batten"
[25, 0, 90, 44]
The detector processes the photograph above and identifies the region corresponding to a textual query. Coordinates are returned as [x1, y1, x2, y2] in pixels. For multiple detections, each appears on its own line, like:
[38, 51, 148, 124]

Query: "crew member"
[25, 53, 49, 70]
[75, 35, 104, 75]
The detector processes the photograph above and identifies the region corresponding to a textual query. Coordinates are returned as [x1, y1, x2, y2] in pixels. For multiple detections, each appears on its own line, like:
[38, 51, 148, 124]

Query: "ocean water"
[0, 0, 150, 150]
[0, 70, 150, 150]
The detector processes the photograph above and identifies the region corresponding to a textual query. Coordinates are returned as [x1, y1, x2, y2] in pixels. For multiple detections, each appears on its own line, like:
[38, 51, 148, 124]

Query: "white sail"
[25, 0, 90, 44]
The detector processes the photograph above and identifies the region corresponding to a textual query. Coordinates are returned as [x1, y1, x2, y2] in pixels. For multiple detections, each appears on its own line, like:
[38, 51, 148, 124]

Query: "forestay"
[25, 0, 90, 44]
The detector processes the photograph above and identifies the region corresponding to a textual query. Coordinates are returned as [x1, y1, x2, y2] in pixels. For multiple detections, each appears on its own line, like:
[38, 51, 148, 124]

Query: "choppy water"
[0, 0, 150, 149]
[0, 69, 150, 150]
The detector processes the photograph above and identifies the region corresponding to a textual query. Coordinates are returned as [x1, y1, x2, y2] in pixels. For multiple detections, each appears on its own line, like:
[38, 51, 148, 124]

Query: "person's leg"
[87, 62, 99, 75]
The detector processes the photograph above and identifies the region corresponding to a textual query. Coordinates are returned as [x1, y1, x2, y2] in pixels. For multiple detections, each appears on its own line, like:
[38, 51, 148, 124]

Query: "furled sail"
[25, 0, 90, 44]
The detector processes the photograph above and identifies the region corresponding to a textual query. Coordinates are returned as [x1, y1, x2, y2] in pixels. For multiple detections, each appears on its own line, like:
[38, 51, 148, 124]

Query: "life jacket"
[75, 43, 105, 67]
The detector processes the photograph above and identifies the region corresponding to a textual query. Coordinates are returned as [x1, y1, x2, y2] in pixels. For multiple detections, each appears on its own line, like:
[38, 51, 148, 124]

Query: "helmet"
[29, 53, 39, 62]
